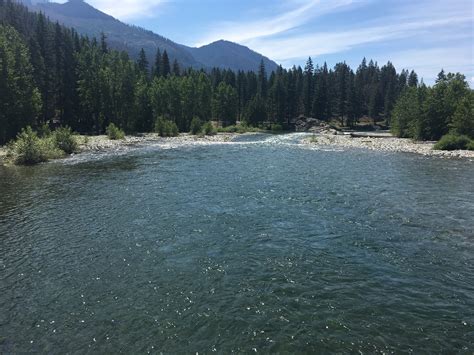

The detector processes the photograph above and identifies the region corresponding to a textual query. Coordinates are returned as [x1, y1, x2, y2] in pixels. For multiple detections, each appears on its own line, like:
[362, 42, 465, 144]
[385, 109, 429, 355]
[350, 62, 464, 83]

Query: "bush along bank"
[6, 126, 79, 165]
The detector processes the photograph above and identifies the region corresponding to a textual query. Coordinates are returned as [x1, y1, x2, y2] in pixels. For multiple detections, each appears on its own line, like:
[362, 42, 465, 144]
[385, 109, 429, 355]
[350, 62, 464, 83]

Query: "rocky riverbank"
[304, 133, 474, 159]
[77, 133, 239, 152]
[0, 133, 245, 166]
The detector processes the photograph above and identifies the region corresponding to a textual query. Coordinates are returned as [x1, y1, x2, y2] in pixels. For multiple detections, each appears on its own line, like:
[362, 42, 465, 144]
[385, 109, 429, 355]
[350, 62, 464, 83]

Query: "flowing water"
[1, 133, 473, 353]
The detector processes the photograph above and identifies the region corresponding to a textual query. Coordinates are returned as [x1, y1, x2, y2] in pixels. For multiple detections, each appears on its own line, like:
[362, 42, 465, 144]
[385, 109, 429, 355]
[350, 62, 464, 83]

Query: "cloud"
[195, 0, 362, 46]
[245, 15, 472, 62]
[234, 0, 473, 84]
[55, 0, 166, 19]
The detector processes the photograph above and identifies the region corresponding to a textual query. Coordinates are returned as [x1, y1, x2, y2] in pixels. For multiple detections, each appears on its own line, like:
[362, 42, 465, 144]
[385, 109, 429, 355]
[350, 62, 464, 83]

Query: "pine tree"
[0, 25, 41, 144]
[303, 57, 314, 116]
[172, 59, 180, 76]
[212, 82, 238, 126]
[137, 48, 149, 75]
[161, 50, 170, 77]
[408, 70, 418, 87]
[257, 59, 267, 99]
[152, 48, 161, 78]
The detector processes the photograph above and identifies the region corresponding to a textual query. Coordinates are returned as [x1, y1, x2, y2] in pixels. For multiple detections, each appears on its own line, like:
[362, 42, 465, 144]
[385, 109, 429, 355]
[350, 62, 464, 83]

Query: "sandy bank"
[304, 133, 474, 159]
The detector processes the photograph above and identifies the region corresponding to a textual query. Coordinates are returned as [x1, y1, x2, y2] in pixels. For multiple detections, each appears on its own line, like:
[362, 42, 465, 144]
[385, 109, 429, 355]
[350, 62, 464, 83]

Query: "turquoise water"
[1, 134, 473, 353]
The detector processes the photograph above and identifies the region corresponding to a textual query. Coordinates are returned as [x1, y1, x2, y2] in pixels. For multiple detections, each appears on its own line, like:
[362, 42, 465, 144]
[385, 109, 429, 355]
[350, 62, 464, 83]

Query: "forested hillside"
[18, 0, 279, 73]
[1, 0, 472, 147]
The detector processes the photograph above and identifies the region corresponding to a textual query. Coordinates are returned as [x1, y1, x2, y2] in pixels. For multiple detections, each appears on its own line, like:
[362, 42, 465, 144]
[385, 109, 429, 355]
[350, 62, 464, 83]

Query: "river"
[1, 133, 473, 353]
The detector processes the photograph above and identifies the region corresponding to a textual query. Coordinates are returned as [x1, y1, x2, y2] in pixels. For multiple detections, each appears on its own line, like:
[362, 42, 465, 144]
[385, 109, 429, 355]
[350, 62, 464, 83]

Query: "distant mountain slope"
[183, 40, 278, 73]
[19, 0, 279, 72]
[23, 0, 200, 67]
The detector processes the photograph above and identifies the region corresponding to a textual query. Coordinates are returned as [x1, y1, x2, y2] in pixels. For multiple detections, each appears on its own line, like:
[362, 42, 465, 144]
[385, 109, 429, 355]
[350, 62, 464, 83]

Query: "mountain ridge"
[19, 0, 279, 72]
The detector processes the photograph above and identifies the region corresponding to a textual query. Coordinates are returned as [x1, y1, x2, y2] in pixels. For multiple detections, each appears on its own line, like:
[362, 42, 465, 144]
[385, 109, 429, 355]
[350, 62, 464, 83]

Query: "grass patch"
[434, 134, 473, 151]
[106, 123, 125, 140]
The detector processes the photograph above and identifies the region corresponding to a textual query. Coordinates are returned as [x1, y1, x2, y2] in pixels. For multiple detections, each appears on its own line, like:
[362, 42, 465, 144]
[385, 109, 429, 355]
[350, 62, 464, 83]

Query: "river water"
[1, 133, 473, 353]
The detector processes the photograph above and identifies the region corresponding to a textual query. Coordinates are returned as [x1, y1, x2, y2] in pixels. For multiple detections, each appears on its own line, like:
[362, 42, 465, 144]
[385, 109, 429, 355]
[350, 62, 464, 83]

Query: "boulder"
[293, 116, 330, 132]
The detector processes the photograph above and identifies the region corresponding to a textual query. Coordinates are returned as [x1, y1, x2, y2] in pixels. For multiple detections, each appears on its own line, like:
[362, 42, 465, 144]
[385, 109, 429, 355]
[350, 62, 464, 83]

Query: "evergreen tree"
[0, 25, 41, 144]
[172, 59, 180, 76]
[212, 82, 238, 126]
[137, 48, 149, 75]
[152, 48, 161, 78]
[303, 57, 314, 116]
[257, 59, 267, 98]
[161, 50, 170, 77]
[408, 70, 418, 87]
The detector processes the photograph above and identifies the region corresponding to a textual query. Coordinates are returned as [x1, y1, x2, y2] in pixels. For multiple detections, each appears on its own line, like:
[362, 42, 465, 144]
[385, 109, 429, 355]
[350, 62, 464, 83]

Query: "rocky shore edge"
[303, 133, 474, 159]
[0, 133, 243, 166]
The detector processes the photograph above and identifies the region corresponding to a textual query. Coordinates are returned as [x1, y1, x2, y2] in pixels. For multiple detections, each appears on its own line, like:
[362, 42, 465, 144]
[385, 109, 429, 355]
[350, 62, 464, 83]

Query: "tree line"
[392, 71, 473, 141]
[1, 0, 472, 146]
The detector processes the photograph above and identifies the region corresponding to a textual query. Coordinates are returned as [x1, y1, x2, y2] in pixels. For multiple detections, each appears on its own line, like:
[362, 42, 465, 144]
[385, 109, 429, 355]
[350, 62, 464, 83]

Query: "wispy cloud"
[246, 15, 472, 61]
[195, 0, 363, 46]
[55, 0, 166, 19]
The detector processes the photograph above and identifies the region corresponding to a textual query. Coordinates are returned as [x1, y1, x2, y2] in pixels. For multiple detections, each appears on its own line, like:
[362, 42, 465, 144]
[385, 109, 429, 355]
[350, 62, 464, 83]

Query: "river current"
[1, 133, 473, 353]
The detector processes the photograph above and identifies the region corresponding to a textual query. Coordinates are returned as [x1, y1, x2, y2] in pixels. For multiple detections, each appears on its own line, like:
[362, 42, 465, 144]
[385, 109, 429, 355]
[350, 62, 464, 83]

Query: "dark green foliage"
[212, 82, 238, 126]
[7, 126, 62, 165]
[0, 0, 471, 146]
[391, 72, 471, 141]
[37, 123, 52, 138]
[189, 117, 202, 135]
[450, 92, 474, 138]
[391, 87, 420, 138]
[434, 134, 472, 151]
[53, 126, 78, 154]
[106, 123, 125, 140]
[271, 123, 283, 132]
[217, 124, 260, 134]
[0, 24, 41, 145]
[154, 117, 178, 137]
[244, 94, 267, 126]
[202, 121, 216, 136]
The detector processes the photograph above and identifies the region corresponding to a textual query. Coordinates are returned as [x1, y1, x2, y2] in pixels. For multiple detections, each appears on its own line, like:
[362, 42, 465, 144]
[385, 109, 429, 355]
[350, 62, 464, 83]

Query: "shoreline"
[77, 132, 241, 152]
[1, 132, 474, 166]
[303, 133, 474, 159]
[0, 133, 248, 166]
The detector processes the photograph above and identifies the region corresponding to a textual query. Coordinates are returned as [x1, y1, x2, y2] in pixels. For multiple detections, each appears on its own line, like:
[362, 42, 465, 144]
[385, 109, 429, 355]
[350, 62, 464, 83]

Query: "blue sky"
[64, 0, 473, 84]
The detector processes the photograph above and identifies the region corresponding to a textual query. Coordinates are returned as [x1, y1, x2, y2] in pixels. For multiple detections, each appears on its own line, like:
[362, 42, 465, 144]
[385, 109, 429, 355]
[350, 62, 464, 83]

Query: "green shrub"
[106, 123, 125, 140]
[154, 117, 179, 137]
[190, 117, 203, 135]
[271, 123, 283, 132]
[8, 126, 63, 165]
[37, 123, 52, 138]
[467, 140, 474, 151]
[217, 125, 238, 133]
[202, 121, 216, 136]
[53, 126, 78, 154]
[434, 134, 472, 151]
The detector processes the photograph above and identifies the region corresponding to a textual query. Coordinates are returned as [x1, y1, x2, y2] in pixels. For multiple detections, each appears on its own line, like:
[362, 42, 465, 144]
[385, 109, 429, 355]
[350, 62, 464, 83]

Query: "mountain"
[183, 40, 278, 73]
[19, 0, 279, 72]
[24, 0, 199, 68]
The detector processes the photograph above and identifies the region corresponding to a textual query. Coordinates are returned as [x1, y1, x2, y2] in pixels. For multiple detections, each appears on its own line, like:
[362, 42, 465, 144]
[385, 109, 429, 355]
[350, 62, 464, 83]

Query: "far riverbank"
[303, 133, 474, 160]
[1, 132, 474, 166]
